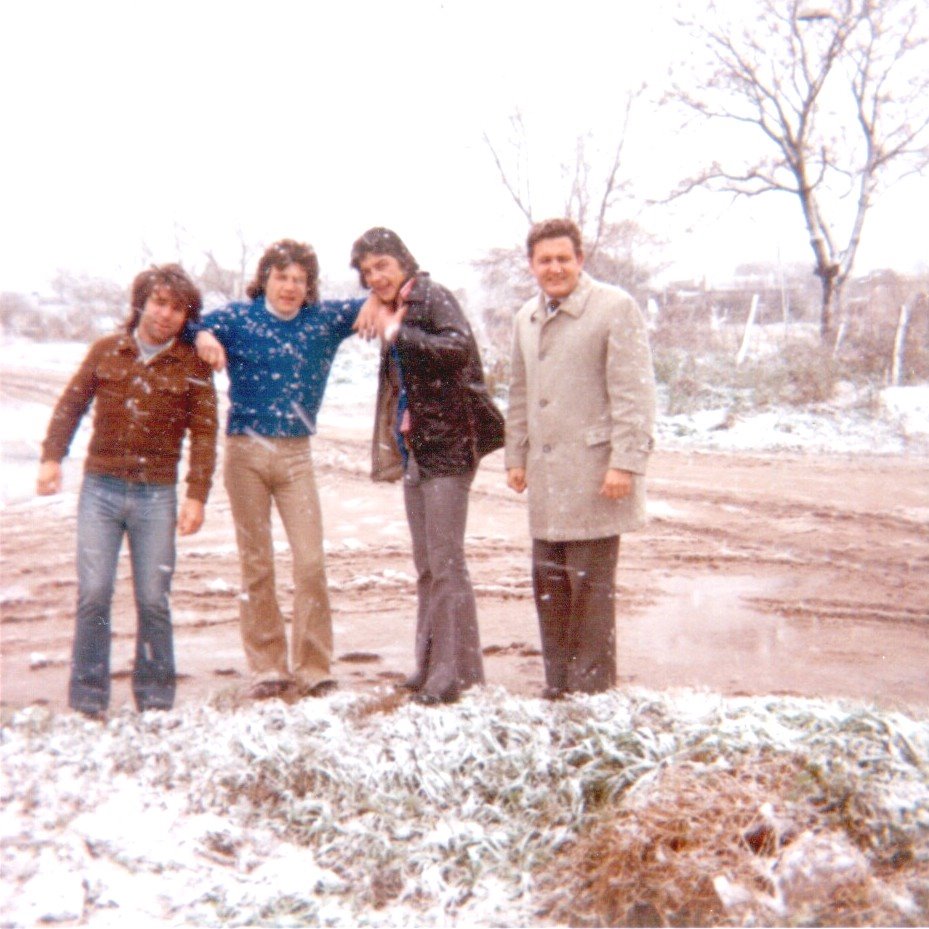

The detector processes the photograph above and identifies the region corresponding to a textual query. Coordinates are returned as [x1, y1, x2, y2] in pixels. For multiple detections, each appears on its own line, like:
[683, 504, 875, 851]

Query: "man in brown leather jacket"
[37, 264, 218, 717]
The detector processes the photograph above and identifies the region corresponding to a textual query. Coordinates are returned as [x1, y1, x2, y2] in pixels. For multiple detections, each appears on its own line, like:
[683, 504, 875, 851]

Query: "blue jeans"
[69, 474, 178, 713]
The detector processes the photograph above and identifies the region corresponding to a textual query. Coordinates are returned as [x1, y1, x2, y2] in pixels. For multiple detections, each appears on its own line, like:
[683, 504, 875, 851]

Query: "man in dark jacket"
[37, 264, 218, 717]
[350, 227, 503, 705]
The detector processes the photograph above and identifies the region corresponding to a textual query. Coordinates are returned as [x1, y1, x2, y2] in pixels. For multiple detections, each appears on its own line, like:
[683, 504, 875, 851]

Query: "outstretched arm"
[195, 330, 227, 372]
[352, 294, 384, 341]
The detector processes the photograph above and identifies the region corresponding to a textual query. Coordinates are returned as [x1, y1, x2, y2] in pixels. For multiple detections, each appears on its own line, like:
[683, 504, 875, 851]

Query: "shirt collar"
[263, 295, 301, 321]
[531, 272, 591, 322]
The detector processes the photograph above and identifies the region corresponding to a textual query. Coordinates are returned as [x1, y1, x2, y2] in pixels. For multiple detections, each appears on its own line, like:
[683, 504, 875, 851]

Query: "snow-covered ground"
[2, 688, 927, 927]
[658, 386, 929, 455]
[3, 337, 928, 507]
[2, 337, 928, 926]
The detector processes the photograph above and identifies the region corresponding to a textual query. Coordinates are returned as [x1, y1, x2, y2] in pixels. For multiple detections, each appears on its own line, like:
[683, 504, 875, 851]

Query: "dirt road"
[2, 371, 927, 716]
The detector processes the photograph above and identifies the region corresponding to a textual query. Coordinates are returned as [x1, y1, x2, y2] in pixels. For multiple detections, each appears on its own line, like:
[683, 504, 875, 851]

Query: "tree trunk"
[891, 299, 913, 386]
[736, 294, 760, 366]
[818, 272, 837, 343]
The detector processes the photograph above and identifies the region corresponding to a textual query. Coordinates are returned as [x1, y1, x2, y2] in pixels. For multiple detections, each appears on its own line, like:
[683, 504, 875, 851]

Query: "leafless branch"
[666, 0, 929, 338]
[482, 111, 534, 224]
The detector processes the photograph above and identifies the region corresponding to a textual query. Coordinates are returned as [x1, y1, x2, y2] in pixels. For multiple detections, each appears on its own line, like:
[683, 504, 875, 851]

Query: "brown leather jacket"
[41, 333, 218, 502]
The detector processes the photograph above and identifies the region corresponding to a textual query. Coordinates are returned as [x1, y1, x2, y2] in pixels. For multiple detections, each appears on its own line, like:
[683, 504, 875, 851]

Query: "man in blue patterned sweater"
[195, 239, 373, 700]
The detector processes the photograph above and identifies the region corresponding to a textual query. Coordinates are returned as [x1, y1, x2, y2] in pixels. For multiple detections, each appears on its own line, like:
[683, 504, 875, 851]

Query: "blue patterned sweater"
[203, 296, 363, 437]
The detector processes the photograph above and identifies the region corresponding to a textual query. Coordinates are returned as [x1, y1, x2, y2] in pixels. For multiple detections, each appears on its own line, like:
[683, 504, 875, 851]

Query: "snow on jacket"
[370, 273, 499, 481]
[504, 272, 656, 541]
[41, 332, 218, 502]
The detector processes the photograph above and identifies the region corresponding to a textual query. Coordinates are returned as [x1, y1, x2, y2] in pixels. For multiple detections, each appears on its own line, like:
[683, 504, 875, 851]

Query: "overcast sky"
[2, 0, 927, 299]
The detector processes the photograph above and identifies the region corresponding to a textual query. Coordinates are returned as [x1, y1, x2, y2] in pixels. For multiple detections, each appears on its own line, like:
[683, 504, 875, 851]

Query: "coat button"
[543, 444, 551, 453]
[539, 399, 548, 407]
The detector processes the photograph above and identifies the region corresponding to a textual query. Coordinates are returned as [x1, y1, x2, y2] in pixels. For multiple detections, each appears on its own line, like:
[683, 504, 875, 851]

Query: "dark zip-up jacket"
[371, 273, 502, 481]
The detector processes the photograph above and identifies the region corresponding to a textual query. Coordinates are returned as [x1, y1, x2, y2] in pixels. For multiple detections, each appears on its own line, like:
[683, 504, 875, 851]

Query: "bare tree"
[471, 246, 537, 362]
[140, 227, 258, 307]
[668, 0, 929, 341]
[483, 110, 535, 226]
[49, 270, 126, 339]
[483, 90, 642, 268]
[197, 231, 255, 304]
[478, 92, 658, 361]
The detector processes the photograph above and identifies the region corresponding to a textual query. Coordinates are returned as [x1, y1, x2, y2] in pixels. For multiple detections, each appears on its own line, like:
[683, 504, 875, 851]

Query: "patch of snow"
[205, 577, 236, 593]
[658, 405, 921, 455]
[646, 499, 686, 519]
[1, 689, 925, 927]
[881, 385, 929, 437]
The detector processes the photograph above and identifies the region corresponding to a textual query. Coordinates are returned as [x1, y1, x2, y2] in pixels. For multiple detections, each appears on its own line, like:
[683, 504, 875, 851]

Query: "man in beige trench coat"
[505, 218, 657, 698]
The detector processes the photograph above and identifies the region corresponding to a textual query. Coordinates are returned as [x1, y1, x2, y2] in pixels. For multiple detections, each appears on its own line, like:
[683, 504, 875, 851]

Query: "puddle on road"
[621, 573, 928, 709]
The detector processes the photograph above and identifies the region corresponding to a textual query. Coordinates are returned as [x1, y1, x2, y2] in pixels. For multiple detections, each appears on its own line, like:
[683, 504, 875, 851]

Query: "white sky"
[1, 0, 927, 298]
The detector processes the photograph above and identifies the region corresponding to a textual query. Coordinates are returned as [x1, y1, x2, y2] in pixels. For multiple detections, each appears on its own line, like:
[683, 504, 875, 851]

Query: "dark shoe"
[74, 706, 106, 722]
[397, 675, 423, 693]
[542, 687, 566, 701]
[304, 679, 338, 699]
[412, 690, 459, 706]
[248, 680, 291, 700]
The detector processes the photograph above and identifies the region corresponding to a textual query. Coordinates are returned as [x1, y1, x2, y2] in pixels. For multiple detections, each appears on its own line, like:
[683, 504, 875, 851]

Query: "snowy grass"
[3, 340, 928, 925]
[2, 688, 927, 926]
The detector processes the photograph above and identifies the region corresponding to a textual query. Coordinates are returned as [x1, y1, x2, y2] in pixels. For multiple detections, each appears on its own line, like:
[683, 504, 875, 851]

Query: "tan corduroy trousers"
[223, 434, 332, 691]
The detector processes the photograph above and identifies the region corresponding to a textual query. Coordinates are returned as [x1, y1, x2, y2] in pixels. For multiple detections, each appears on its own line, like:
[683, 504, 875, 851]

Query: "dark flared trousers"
[531, 535, 620, 695]
[403, 465, 484, 701]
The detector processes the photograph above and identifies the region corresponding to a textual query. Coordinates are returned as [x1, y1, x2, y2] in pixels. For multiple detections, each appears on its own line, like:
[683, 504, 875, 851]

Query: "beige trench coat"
[504, 272, 656, 542]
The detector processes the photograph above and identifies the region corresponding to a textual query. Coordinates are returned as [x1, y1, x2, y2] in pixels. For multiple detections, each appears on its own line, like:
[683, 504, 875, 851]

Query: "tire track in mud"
[642, 492, 926, 579]
[3, 389, 927, 710]
[1, 368, 71, 405]
[747, 596, 928, 625]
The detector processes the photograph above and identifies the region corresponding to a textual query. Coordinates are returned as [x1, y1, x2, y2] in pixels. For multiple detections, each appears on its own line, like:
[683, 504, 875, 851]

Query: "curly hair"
[246, 239, 320, 305]
[526, 218, 584, 259]
[126, 264, 202, 333]
[349, 227, 419, 289]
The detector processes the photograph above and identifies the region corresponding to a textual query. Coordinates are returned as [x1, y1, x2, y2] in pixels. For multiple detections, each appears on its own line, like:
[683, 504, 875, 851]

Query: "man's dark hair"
[127, 264, 202, 332]
[350, 227, 419, 289]
[246, 239, 320, 305]
[526, 218, 584, 259]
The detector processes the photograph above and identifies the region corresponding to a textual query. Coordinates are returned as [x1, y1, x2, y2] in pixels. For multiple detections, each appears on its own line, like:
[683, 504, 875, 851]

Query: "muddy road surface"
[2, 377, 927, 716]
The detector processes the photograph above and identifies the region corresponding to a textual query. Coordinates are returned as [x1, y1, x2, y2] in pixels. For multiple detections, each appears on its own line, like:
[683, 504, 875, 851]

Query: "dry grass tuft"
[346, 688, 409, 720]
[537, 752, 925, 927]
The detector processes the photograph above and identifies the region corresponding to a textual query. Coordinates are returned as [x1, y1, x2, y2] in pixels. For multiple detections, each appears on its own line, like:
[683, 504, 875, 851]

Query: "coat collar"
[530, 271, 593, 322]
[403, 272, 432, 304]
